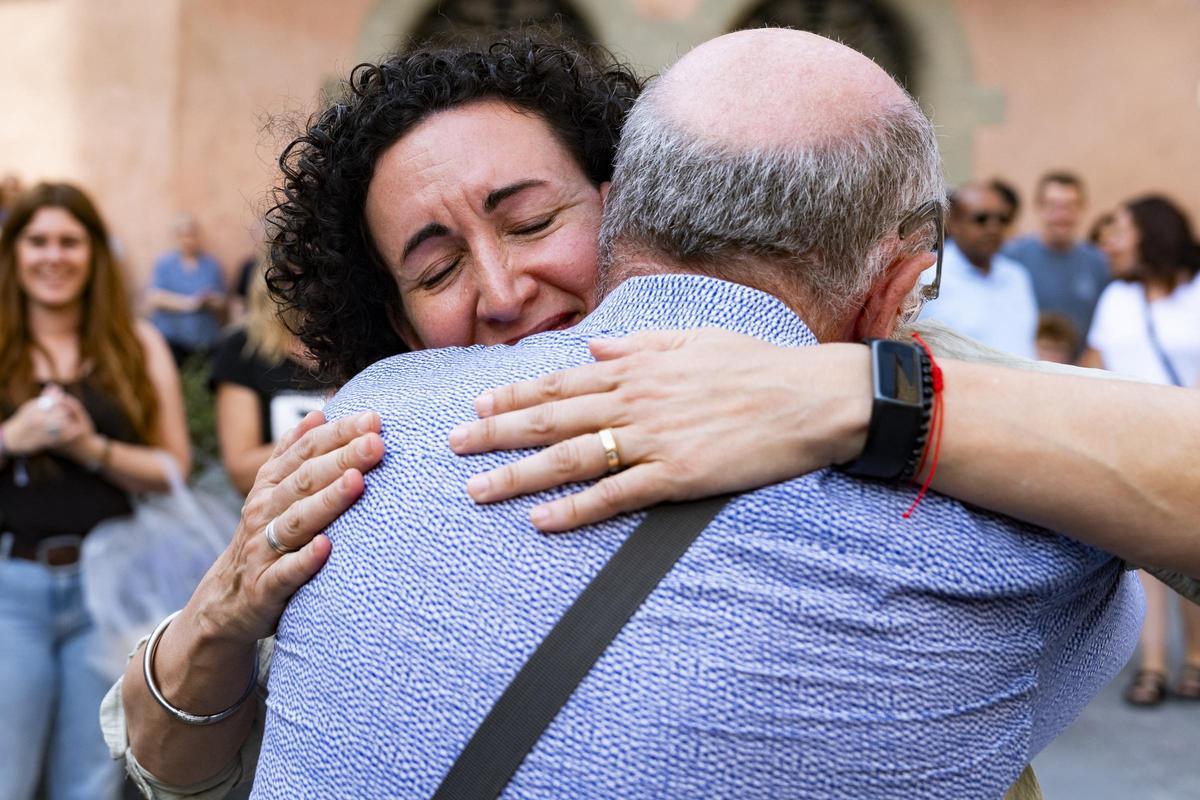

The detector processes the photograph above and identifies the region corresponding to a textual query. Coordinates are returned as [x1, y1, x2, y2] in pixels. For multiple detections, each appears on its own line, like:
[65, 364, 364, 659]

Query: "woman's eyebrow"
[483, 180, 547, 213]
[403, 222, 450, 260]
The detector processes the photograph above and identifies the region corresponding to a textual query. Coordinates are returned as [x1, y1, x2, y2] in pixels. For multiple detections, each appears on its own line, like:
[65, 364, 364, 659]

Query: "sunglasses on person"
[899, 200, 945, 301]
[966, 211, 1013, 227]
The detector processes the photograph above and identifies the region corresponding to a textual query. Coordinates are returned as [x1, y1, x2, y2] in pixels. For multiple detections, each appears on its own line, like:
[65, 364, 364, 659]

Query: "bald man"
[255, 30, 1139, 799]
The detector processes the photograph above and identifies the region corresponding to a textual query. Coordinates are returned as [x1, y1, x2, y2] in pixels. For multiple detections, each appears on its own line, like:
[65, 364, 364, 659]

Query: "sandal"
[1123, 669, 1168, 706]
[1175, 664, 1200, 700]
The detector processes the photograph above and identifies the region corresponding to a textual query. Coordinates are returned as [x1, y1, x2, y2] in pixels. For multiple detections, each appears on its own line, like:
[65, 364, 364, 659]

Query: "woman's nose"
[474, 248, 536, 324]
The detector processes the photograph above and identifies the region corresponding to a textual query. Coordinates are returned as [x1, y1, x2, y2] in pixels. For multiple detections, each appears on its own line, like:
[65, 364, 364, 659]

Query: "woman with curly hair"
[0, 182, 189, 800]
[109, 33, 1200, 800]
[109, 34, 641, 799]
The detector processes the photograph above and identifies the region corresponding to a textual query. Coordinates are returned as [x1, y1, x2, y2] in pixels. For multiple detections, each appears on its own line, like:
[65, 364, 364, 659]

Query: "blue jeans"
[0, 557, 120, 800]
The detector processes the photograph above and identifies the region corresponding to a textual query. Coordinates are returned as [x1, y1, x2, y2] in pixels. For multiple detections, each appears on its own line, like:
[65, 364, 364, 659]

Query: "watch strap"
[834, 339, 932, 482]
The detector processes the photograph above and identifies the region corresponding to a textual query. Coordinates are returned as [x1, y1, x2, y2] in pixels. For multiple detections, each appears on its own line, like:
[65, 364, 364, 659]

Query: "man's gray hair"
[598, 80, 944, 323]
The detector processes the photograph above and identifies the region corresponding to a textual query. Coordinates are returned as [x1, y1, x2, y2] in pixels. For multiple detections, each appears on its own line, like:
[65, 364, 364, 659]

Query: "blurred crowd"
[917, 169, 1200, 712]
[0, 156, 1198, 797]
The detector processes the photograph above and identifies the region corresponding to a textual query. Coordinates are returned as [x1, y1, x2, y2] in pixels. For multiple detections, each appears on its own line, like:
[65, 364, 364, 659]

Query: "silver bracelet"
[143, 609, 260, 726]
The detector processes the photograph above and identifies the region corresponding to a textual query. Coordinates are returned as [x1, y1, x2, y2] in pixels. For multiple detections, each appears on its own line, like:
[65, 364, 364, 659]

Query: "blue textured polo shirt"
[255, 275, 1142, 800]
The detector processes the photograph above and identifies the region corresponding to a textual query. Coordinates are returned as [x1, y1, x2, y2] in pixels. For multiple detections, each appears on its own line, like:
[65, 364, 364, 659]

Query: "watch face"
[875, 341, 922, 404]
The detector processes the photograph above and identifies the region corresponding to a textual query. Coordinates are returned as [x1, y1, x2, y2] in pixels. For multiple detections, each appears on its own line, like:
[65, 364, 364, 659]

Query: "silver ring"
[264, 517, 297, 555]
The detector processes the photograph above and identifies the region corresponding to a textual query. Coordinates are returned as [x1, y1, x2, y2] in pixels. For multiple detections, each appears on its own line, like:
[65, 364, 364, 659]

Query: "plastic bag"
[81, 454, 240, 680]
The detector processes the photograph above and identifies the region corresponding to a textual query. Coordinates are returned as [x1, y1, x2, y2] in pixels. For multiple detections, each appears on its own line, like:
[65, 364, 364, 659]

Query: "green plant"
[179, 353, 219, 476]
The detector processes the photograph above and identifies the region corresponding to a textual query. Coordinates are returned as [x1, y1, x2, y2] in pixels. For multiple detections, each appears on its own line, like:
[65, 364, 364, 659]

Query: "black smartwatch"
[834, 339, 933, 482]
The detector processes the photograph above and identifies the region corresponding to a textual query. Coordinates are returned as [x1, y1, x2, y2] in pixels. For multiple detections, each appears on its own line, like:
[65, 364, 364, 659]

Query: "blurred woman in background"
[1083, 194, 1200, 705]
[0, 183, 190, 800]
[211, 264, 325, 495]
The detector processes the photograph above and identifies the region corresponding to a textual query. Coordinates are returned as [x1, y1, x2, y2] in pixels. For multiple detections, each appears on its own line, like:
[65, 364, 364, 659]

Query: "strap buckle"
[36, 534, 83, 567]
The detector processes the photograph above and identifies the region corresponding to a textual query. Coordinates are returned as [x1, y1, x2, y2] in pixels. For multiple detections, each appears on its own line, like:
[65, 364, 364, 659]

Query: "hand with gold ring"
[448, 328, 871, 532]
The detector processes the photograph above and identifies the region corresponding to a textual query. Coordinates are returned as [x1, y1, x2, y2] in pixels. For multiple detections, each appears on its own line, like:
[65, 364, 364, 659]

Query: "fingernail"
[356, 413, 373, 433]
[448, 425, 467, 449]
[530, 506, 550, 526]
[475, 392, 494, 417]
[339, 472, 353, 491]
[357, 436, 373, 457]
[467, 474, 490, 499]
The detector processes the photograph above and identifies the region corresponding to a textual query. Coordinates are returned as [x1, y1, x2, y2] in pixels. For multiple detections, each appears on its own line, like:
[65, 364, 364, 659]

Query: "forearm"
[122, 602, 258, 787]
[224, 443, 276, 496]
[81, 436, 190, 493]
[147, 289, 198, 313]
[927, 361, 1200, 574]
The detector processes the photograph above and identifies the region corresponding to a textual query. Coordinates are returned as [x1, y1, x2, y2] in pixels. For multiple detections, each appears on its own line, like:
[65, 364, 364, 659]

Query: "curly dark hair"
[266, 34, 643, 385]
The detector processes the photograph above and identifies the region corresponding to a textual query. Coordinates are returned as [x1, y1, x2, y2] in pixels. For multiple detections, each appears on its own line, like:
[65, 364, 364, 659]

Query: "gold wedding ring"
[597, 427, 622, 473]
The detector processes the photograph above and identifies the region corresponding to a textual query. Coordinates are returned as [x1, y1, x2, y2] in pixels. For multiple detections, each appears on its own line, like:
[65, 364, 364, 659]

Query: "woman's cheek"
[401, 285, 476, 349]
[541, 227, 602, 298]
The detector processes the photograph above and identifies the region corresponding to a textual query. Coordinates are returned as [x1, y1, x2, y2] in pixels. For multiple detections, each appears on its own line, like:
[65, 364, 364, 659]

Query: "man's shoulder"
[993, 253, 1037, 291]
[199, 252, 223, 273]
[151, 250, 180, 272]
[1001, 235, 1043, 262]
[326, 332, 594, 423]
[1072, 241, 1108, 270]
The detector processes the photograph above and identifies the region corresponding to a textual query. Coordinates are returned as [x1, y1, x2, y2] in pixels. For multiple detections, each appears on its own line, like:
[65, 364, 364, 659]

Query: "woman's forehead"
[23, 206, 88, 236]
[370, 99, 585, 204]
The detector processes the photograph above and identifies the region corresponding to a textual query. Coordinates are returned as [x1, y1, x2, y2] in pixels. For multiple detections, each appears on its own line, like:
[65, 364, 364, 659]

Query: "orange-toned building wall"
[960, 0, 1200, 235]
[1, 0, 1197, 290]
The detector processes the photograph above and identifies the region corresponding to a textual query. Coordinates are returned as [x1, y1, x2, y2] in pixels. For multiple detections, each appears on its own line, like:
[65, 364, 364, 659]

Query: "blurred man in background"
[1004, 172, 1109, 357]
[920, 181, 1038, 359]
[145, 214, 226, 366]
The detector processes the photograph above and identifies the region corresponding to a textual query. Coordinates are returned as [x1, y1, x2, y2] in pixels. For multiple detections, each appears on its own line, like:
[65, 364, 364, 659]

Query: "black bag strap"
[1142, 294, 1185, 387]
[431, 494, 732, 800]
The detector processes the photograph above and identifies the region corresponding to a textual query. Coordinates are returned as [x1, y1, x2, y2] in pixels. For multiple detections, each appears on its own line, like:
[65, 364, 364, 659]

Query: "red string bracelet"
[903, 331, 944, 519]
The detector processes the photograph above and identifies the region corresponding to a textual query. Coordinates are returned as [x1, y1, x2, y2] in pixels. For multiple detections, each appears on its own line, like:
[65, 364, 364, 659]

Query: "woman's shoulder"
[133, 321, 179, 385]
[134, 319, 171, 359]
[1095, 279, 1140, 311]
[1173, 271, 1200, 305]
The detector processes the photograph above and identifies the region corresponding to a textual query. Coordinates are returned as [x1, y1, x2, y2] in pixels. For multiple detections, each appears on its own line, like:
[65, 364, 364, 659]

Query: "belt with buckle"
[4, 534, 84, 566]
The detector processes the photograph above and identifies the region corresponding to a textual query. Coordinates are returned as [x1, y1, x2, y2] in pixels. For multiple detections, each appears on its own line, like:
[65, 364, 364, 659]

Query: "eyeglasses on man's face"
[898, 200, 944, 301]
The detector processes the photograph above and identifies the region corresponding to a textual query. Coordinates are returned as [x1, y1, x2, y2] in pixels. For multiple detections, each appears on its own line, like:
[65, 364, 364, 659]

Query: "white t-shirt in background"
[1087, 274, 1200, 387]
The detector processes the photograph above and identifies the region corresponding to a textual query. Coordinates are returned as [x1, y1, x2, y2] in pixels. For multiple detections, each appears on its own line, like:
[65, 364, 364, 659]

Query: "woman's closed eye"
[510, 216, 555, 236]
[420, 256, 462, 290]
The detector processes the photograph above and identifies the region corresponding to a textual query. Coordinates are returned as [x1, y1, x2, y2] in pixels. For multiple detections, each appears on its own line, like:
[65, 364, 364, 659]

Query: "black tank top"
[0, 380, 141, 542]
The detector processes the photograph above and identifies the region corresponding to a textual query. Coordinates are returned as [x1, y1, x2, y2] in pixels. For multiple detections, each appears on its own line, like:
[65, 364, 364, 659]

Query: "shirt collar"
[574, 274, 819, 348]
[945, 239, 996, 280]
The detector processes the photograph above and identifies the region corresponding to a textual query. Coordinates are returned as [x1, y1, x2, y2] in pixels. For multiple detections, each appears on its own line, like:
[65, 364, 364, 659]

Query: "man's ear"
[850, 250, 936, 340]
[599, 181, 611, 207]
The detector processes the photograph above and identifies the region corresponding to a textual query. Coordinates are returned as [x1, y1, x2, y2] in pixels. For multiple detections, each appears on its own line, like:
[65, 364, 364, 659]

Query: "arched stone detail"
[351, 0, 1003, 183]
[731, 0, 916, 90]
[354, 0, 596, 63]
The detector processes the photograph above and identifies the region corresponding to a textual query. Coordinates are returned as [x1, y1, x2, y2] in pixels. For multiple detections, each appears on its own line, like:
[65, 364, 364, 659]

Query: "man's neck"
[1038, 232, 1075, 253]
[599, 258, 828, 336]
[966, 253, 993, 277]
[588, 270, 822, 347]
